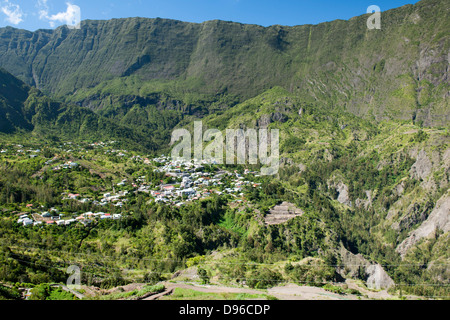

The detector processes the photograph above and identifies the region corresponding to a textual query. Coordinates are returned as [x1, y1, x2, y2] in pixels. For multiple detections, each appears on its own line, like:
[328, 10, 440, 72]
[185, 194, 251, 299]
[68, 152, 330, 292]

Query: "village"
[1, 141, 263, 228]
[144, 155, 261, 206]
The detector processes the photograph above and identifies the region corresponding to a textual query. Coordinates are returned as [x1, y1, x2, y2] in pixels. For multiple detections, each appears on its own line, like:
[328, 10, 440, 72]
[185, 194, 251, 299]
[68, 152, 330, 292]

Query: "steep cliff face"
[396, 192, 450, 258]
[0, 67, 33, 133]
[337, 245, 395, 290]
[0, 68, 158, 151]
[0, 0, 448, 125]
[0, 19, 201, 94]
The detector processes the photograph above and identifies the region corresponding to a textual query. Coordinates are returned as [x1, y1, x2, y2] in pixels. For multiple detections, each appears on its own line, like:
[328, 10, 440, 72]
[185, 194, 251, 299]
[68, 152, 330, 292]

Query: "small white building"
[65, 219, 76, 225]
[23, 219, 33, 226]
[80, 219, 92, 226]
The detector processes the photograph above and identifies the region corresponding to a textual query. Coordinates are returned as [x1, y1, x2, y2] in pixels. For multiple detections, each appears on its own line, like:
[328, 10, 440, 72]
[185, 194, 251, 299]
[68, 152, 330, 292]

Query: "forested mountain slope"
[0, 0, 448, 126]
[0, 0, 448, 300]
[0, 68, 158, 151]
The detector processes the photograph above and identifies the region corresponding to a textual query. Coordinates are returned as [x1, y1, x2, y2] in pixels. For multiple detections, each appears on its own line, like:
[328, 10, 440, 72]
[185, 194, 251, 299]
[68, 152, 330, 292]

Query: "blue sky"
[1, 0, 420, 31]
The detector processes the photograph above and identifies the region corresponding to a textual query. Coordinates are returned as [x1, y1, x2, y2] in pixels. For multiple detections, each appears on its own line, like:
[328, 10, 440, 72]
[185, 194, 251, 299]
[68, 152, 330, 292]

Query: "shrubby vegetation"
[29, 284, 76, 300]
[0, 67, 448, 300]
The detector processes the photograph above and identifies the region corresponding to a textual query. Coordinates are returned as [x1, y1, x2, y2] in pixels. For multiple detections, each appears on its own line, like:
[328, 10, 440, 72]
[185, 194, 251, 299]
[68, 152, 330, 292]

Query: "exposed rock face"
[257, 112, 288, 129]
[337, 246, 395, 290]
[396, 192, 450, 258]
[271, 111, 288, 123]
[264, 202, 303, 225]
[337, 246, 368, 279]
[394, 182, 405, 196]
[410, 149, 432, 180]
[365, 264, 395, 290]
[391, 200, 434, 232]
[280, 157, 294, 167]
[298, 163, 307, 173]
[327, 179, 352, 206]
[257, 114, 272, 129]
[324, 149, 334, 162]
[336, 182, 351, 206]
[355, 190, 373, 210]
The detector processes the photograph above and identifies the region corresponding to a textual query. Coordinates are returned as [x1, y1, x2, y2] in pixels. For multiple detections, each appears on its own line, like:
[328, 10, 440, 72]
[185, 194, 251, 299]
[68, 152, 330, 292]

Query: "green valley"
[0, 0, 448, 301]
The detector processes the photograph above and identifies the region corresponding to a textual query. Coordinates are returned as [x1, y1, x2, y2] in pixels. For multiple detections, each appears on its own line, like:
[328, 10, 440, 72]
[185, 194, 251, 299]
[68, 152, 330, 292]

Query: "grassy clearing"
[91, 284, 165, 300]
[160, 287, 274, 300]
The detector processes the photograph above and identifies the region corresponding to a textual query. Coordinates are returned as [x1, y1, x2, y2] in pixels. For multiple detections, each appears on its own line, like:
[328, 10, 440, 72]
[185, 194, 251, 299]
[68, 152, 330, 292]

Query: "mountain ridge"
[0, 0, 448, 299]
[0, 0, 448, 126]
[0, 67, 163, 152]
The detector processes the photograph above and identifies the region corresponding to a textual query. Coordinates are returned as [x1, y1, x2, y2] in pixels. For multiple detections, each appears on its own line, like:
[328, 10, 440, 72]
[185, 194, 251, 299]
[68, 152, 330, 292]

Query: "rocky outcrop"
[257, 114, 272, 129]
[391, 200, 434, 232]
[365, 265, 395, 290]
[335, 182, 351, 206]
[327, 178, 352, 207]
[280, 157, 294, 167]
[271, 111, 288, 123]
[410, 149, 432, 180]
[257, 112, 288, 129]
[355, 190, 373, 210]
[337, 245, 395, 290]
[337, 246, 368, 279]
[394, 181, 405, 196]
[396, 192, 450, 258]
[264, 202, 303, 225]
[324, 149, 334, 162]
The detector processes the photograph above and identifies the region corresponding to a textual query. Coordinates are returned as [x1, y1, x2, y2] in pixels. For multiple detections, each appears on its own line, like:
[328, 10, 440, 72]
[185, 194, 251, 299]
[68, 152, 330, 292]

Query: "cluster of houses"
[0, 145, 41, 158]
[88, 141, 116, 148]
[54, 154, 262, 208]
[5, 142, 265, 227]
[143, 156, 261, 206]
[62, 190, 129, 207]
[104, 149, 127, 157]
[16, 209, 123, 227]
[100, 190, 128, 207]
[17, 214, 35, 226]
[52, 161, 79, 171]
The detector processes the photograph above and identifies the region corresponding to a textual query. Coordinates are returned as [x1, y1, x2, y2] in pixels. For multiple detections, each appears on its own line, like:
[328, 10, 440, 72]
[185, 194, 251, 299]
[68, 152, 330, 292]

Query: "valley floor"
[141, 280, 421, 300]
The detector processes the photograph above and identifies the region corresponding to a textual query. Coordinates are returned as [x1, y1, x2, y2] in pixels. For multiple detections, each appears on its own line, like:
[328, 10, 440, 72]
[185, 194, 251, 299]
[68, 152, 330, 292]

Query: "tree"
[29, 283, 51, 300]
[197, 268, 210, 284]
[144, 271, 162, 285]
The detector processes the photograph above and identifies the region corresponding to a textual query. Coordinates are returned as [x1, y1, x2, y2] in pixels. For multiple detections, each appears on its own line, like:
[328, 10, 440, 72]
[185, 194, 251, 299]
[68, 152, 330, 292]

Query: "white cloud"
[37, 0, 49, 20]
[38, 1, 81, 29]
[1, 0, 24, 25]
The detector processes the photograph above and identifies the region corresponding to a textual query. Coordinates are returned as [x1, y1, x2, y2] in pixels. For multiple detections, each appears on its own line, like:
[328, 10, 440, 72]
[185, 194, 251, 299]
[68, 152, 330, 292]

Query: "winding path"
[142, 282, 366, 300]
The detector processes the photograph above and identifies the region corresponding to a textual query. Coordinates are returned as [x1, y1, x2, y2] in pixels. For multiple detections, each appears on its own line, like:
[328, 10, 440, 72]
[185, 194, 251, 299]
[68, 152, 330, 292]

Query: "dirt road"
[143, 282, 368, 300]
